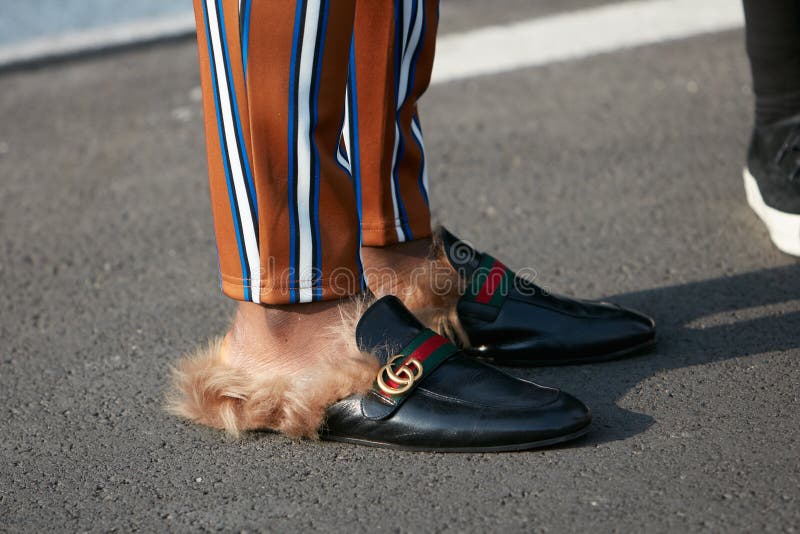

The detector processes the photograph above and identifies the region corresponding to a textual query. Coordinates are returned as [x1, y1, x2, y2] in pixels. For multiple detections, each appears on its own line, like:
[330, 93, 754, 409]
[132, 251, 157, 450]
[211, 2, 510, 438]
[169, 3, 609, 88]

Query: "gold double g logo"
[376, 354, 424, 396]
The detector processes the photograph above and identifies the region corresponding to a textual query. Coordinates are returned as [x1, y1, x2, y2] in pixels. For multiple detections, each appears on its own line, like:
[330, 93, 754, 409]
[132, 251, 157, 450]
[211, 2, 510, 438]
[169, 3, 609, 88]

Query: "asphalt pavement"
[1, 5, 799, 533]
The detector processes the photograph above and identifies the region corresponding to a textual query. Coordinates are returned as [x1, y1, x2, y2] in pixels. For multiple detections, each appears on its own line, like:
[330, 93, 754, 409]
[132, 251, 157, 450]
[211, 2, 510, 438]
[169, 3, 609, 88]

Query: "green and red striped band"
[463, 253, 513, 308]
[373, 329, 458, 402]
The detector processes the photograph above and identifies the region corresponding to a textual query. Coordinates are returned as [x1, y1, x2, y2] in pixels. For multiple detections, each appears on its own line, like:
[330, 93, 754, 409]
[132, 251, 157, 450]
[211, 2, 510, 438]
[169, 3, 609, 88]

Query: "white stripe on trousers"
[389, 124, 405, 242]
[295, 0, 322, 303]
[410, 116, 429, 200]
[339, 92, 352, 173]
[205, 0, 261, 303]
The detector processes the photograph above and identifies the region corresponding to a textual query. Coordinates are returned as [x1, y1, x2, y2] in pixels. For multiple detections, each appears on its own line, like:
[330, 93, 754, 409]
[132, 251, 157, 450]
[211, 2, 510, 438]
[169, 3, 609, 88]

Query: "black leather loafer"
[439, 228, 656, 366]
[321, 296, 591, 452]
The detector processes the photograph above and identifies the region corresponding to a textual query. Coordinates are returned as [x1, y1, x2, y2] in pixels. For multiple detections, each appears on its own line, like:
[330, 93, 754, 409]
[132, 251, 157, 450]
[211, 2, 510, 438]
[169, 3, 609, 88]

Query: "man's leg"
[170, 0, 592, 450]
[743, 0, 800, 127]
[346, 0, 656, 366]
[173, 0, 377, 437]
[346, 0, 435, 247]
[198, 0, 362, 304]
[344, 0, 440, 300]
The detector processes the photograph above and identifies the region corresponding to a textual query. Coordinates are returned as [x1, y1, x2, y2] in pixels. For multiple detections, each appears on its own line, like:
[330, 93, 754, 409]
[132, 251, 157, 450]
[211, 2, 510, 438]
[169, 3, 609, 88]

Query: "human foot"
[360, 237, 438, 301]
[168, 297, 379, 438]
[361, 236, 468, 345]
[222, 300, 359, 374]
[168, 295, 592, 451]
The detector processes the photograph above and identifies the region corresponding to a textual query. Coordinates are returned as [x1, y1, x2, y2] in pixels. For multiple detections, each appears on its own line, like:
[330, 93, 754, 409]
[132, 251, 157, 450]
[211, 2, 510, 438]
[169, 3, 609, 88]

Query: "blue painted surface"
[0, 0, 193, 46]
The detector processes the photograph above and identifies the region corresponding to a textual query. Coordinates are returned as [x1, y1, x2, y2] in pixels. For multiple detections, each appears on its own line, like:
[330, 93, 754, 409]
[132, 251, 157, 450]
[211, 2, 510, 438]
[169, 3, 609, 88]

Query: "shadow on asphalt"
[523, 262, 800, 448]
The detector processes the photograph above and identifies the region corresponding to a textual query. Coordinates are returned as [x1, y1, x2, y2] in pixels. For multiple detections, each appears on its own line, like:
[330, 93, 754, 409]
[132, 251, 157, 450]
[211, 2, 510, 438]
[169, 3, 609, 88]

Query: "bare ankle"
[361, 238, 436, 297]
[361, 237, 461, 307]
[224, 299, 353, 374]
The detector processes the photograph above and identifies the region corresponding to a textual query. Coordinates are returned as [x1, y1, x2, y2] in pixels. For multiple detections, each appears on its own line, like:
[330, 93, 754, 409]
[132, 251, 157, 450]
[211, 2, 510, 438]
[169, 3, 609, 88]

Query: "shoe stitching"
[416, 386, 561, 410]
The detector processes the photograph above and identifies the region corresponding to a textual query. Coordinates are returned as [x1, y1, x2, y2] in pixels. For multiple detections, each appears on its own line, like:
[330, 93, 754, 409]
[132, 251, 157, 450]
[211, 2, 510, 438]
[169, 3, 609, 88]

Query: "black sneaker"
[744, 113, 800, 256]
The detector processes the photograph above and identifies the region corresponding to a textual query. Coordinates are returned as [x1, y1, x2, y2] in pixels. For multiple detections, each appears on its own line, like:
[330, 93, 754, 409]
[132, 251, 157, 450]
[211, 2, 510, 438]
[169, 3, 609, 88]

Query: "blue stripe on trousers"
[391, 0, 414, 240]
[347, 39, 366, 291]
[215, 0, 259, 228]
[202, 0, 251, 300]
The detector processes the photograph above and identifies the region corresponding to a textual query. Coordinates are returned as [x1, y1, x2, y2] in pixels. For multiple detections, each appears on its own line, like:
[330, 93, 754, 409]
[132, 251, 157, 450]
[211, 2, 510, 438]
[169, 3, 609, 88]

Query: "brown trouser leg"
[346, 0, 439, 246]
[193, 0, 439, 304]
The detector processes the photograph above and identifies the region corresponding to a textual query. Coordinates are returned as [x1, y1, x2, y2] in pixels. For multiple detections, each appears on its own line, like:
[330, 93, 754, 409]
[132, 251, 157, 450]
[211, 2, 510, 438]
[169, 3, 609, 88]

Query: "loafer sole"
[319, 421, 591, 452]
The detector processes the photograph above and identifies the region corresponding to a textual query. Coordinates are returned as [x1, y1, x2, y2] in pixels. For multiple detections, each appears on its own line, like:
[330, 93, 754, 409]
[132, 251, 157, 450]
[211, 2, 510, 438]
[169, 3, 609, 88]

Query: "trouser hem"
[360, 216, 432, 246]
[220, 276, 364, 305]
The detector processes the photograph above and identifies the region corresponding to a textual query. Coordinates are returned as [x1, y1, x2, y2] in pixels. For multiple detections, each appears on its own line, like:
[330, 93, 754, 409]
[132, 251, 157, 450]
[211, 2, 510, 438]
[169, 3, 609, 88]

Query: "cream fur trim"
[166, 298, 379, 439]
[390, 230, 471, 348]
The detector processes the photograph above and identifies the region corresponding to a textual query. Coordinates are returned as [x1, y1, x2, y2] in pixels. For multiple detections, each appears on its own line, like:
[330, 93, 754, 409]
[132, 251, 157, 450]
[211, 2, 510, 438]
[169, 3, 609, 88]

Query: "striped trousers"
[193, 0, 437, 304]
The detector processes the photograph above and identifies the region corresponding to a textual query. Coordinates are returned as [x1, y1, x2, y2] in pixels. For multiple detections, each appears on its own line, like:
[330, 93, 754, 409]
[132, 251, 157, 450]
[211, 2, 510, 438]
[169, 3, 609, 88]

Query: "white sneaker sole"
[743, 167, 800, 256]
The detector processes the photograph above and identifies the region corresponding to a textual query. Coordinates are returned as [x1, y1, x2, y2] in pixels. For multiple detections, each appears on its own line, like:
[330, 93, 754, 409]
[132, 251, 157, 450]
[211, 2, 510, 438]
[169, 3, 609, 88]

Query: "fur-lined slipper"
[169, 295, 591, 451]
[397, 226, 656, 367]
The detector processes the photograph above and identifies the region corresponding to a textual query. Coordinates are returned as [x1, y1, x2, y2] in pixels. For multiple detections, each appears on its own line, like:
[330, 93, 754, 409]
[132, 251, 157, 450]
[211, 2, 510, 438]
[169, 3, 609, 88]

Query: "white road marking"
[0, 0, 744, 76]
[0, 13, 196, 69]
[431, 0, 744, 85]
